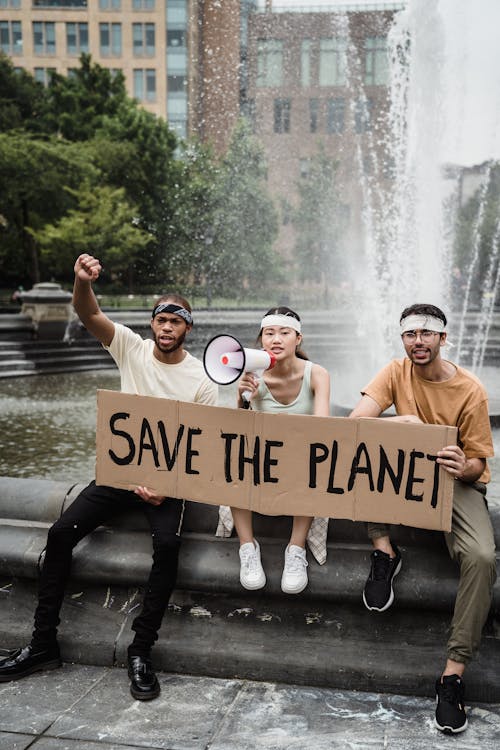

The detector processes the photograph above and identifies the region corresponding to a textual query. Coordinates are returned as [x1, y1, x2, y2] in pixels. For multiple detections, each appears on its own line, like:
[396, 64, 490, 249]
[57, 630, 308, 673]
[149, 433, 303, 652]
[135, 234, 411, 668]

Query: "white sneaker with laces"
[239, 540, 266, 590]
[281, 544, 308, 594]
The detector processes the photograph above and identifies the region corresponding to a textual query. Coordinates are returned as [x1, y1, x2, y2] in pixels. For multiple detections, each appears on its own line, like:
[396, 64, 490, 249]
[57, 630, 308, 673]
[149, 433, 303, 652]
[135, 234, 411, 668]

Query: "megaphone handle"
[241, 368, 265, 403]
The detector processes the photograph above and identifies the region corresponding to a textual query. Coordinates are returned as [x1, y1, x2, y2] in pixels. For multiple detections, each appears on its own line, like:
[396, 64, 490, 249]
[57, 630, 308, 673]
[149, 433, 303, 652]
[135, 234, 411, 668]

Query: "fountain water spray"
[357, 0, 500, 372]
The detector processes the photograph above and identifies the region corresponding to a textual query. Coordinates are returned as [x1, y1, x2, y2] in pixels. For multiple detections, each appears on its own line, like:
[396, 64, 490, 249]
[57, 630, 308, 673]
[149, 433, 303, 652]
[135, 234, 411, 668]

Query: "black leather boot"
[127, 654, 160, 701]
[0, 644, 61, 682]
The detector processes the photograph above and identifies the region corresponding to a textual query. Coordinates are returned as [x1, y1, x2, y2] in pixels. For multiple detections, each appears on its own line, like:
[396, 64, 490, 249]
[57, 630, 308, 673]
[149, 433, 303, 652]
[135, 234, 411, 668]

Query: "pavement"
[1, 663, 500, 750]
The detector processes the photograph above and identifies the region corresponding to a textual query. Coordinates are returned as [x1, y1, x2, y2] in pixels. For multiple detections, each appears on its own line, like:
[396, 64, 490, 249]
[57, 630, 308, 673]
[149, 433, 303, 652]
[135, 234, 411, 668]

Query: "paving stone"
[0, 664, 105, 735]
[210, 683, 500, 750]
[49, 671, 242, 750]
[27, 740, 145, 750]
[1, 666, 500, 750]
[0, 733, 34, 750]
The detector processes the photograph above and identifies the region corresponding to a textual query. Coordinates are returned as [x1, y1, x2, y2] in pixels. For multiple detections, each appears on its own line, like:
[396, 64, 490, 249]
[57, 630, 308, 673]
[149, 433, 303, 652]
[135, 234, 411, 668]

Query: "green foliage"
[292, 145, 347, 305]
[191, 120, 280, 304]
[0, 132, 95, 285]
[0, 53, 49, 134]
[44, 55, 128, 140]
[0, 59, 279, 299]
[34, 185, 152, 286]
[146, 121, 280, 303]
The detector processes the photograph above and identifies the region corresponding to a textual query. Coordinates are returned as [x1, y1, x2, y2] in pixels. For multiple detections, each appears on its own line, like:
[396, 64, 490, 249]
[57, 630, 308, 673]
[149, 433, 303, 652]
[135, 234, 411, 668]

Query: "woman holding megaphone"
[221, 306, 331, 594]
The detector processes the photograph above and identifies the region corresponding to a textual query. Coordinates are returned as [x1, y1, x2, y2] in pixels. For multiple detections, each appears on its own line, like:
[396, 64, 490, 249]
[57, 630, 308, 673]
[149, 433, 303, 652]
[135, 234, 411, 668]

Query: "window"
[33, 0, 86, 6]
[66, 23, 88, 55]
[319, 38, 347, 86]
[355, 97, 373, 133]
[133, 23, 155, 56]
[132, 0, 154, 8]
[133, 68, 156, 102]
[167, 0, 187, 134]
[257, 39, 283, 88]
[309, 98, 318, 133]
[301, 39, 311, 87]
[33, 22, 55, 55]
[34, 67, 56, 86]
[274, 98, 290, 134]
[0, 20, 22, 55]
[99, 0, 121, 8]
[167, 0, 187, 25]
[167, 74, 186, 92]
[326, 97, 345, 134]
[167, 29, 186, 48]
[365, 36, 389, 86]
[99, 23, 121, 57]
[0, 0, 21, 7]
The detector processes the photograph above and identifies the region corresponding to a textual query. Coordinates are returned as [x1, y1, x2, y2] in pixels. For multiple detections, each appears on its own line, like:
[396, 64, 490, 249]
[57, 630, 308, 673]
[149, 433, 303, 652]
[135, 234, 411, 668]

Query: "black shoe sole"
[0, 658, 62, 683]
[435, 718, 468, 734]
[129, 683, 161, 701]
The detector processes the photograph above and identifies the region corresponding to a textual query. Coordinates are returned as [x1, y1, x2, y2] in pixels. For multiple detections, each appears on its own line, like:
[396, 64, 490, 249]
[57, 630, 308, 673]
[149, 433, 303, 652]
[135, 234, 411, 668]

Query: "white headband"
[400, 314, 446, 334]
[260, 314, 301, 333]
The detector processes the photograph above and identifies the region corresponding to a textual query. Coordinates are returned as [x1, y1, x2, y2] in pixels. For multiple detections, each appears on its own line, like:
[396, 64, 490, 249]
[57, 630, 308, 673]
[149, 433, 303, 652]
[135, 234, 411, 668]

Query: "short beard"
[154, 331, 186, 354]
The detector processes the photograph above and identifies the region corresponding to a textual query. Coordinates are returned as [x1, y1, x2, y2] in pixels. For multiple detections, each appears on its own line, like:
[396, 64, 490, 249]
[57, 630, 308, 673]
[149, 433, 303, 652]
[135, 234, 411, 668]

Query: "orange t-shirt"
[362, 358, 493, 483]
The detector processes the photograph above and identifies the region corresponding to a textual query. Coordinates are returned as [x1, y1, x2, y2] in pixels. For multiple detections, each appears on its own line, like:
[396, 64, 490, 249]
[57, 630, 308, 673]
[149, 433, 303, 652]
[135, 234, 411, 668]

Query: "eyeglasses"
[401, 329, 440, 343]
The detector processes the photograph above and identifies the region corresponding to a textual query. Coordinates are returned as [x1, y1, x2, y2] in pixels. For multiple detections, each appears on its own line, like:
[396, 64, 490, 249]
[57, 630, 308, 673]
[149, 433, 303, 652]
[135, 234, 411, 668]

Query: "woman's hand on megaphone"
[238, 372, 259, 406]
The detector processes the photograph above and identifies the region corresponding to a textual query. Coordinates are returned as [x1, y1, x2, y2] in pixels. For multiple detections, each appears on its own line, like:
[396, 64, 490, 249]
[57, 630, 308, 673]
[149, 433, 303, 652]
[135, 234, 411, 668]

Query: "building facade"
[0, 0, 191, 134]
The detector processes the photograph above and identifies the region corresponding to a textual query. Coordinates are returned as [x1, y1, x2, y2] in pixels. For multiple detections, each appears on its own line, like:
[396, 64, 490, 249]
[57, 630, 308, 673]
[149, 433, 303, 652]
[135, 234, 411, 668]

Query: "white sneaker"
[281, 545, 308, 594]
[239, 540, 266, 590]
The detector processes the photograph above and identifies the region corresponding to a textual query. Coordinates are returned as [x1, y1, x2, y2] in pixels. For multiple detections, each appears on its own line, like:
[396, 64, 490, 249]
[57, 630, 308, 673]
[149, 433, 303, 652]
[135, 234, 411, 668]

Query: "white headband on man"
[400, 314, 446, 335]
[260, 314, 301, 333]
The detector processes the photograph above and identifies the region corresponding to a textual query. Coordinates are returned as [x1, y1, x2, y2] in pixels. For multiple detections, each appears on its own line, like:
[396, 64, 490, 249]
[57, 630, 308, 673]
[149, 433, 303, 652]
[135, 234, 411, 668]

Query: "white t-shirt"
[105, 323, 217, 405]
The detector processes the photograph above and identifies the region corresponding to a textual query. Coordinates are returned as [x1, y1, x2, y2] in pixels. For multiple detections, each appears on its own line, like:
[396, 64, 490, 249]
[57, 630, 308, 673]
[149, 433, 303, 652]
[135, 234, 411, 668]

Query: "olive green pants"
[368, 481, 497, 664]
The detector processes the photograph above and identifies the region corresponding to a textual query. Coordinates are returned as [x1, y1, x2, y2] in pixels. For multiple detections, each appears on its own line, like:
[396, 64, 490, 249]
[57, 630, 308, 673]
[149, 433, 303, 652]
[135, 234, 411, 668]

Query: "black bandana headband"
[152, 303, 193, 325]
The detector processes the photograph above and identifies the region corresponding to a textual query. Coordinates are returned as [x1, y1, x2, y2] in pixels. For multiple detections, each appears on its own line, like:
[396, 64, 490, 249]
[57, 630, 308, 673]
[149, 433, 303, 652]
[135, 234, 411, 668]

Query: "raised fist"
[74, 254, 102, 282]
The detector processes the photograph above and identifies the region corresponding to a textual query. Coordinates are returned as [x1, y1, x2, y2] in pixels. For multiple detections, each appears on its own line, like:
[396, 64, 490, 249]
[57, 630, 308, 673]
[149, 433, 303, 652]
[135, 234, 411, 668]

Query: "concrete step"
[1, 577, 499, 703]
[0, 476, 499, 706]
[3, 521, 492, 613]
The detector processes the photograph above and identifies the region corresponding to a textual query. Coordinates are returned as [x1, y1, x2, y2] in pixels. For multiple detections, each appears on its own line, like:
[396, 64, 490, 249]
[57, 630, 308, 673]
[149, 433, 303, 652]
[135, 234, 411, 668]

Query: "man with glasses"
[349, 303, 496, 734]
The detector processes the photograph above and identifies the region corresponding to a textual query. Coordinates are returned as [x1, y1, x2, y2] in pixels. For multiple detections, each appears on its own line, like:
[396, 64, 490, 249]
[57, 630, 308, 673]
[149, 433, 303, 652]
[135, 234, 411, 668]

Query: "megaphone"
[203, 334, 276, 402]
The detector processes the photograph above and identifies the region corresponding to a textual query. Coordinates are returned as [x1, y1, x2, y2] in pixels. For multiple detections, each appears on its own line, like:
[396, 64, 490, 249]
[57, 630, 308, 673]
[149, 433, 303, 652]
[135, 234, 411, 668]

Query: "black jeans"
[32, 481, 184, 657]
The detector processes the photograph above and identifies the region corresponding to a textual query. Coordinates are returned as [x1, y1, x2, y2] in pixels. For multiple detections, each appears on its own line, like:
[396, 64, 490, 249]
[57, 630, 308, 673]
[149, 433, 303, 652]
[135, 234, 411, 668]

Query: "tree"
[43, 54, 128, 140]
[292, 145, 347, 306]
[0, 132, 95, 285]
[0, 53, 49, 134]
[34, 185, 153, 289]
[0, 56, 181, 290]
[0, 61, 279, 299]
[95, 100, 181, 287]
[141, 121, 280, 303]
[191, 120, 280, 304]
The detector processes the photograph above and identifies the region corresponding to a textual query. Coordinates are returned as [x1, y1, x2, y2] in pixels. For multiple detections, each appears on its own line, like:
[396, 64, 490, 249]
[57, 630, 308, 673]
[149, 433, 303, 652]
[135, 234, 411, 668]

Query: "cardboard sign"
[95, 390, 457, 532]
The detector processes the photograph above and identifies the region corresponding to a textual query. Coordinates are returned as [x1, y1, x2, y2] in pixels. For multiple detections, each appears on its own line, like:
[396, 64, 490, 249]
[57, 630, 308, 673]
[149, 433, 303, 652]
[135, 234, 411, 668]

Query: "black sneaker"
[363, 545, 402, 612]
[0, 644, 61, 682]
[435, 674, 468, 733]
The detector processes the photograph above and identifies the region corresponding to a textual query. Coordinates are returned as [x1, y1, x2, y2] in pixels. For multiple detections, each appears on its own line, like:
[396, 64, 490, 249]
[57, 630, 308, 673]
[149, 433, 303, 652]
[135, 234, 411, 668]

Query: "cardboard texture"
[95, 390, 457, 532]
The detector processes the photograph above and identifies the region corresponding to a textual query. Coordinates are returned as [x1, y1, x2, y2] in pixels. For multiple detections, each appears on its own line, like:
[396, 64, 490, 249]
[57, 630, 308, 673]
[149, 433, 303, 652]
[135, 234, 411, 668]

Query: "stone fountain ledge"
[0, 476, 499, 703]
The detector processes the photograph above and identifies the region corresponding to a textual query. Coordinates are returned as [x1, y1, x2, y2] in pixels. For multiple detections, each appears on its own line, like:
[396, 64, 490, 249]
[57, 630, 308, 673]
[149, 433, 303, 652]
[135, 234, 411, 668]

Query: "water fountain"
[355, 0, 500, 372]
